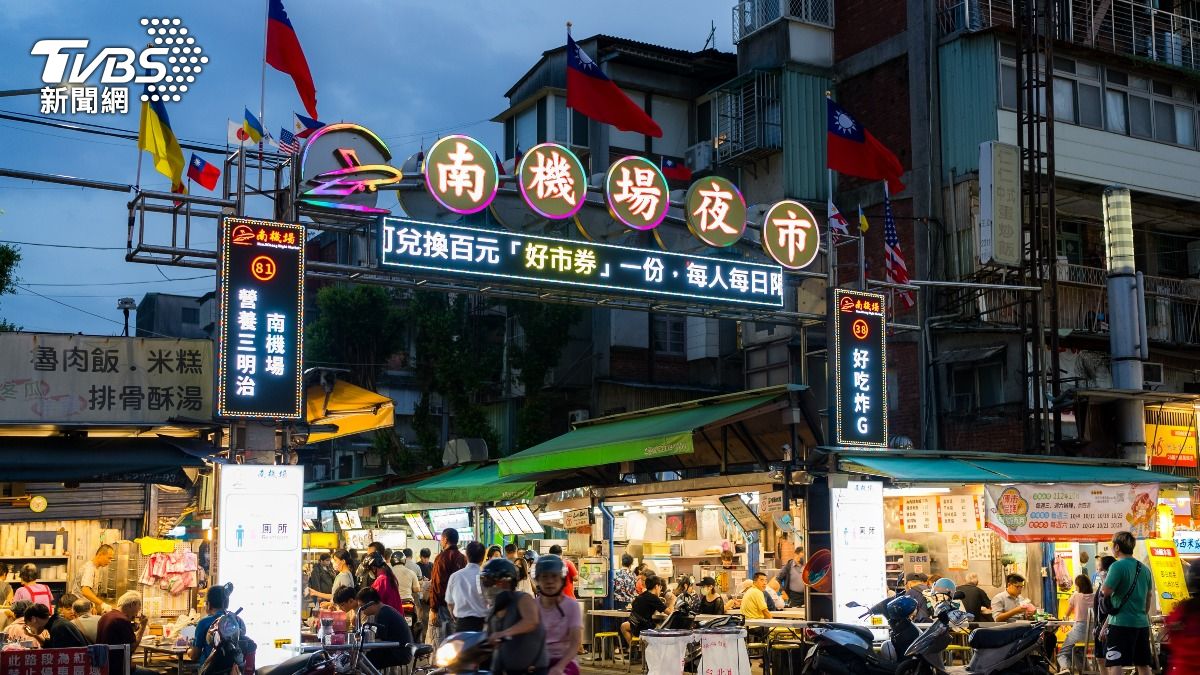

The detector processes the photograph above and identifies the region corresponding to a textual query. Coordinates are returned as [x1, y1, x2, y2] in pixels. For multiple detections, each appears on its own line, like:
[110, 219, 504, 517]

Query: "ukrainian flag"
[243, 108, 265, 144]
[138, 93, 186, 194]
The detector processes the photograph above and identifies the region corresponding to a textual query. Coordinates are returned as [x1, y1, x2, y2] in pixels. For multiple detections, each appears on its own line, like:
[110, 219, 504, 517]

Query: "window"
[652, 315, 685, 355]
[1059, 221, 1083, 264]
[181, 307, 199, 324]
[1000, 49, 1198, 147]
[553, 96, 569, 144]
[951, 361, 1005, 412]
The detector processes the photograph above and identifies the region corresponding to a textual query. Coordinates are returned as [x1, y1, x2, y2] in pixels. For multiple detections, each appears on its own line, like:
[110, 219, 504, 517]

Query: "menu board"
[946, 533, 970, 569]
[832, 481, 887, 624]
[404, 513, 434, 540]
[563, 508, 591, 530]
[719, 495, 764, 532]
[938, 495, 982, 532]
[901, 497, 938, 533]
[966, 530, 994, 560]
[218, 464, 302, 666]
[577, 556, 609, 598]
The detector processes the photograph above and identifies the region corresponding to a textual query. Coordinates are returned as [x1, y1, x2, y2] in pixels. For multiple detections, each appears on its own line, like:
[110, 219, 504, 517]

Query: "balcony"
[732, 0, 834, 44]
[712, 70, 783, 166]
[974, 263, 1200, 345]
[938, 0, 1200, 74]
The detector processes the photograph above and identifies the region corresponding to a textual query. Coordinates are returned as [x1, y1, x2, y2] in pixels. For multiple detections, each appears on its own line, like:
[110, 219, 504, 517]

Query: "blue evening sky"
[0, 1, 731, 334]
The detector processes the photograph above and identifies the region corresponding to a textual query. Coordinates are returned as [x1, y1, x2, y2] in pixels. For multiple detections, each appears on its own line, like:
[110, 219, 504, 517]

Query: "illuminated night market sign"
[216, 218, 306, 419]
[294, 123, 822, 271]
[832, 288, 888, 447]
[379, 217, 785, 308]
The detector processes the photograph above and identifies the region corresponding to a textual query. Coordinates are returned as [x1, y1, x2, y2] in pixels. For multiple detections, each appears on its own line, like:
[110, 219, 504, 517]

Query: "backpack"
[201, 611, 257, 675]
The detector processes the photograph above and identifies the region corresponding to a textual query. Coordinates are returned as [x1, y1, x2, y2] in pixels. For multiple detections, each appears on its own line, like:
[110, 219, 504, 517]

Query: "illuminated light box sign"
[424, 134, 499, 215]
[832, 288, 888, 447]
[298, 123, 401, 214]
[762, 200, 821, 270]
[518, 142, 588, 220]
[216, 217, 305, 419]
[218, 464, 302, 666]
[685, 176, 746, 248]
[605, 156, 669, 230]
[379, 217, 784, 308]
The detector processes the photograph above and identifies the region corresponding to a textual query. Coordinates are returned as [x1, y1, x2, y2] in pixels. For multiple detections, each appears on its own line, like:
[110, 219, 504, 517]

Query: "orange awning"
[305, 380, 394, 444]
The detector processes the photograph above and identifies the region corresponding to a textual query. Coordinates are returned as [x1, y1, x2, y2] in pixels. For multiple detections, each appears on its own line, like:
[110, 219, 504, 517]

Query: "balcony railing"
[733, 0, 834, 44]
[975, 263, 1200, 345]
[937, 0, 1200, 73]
[713, 70, 783, 165]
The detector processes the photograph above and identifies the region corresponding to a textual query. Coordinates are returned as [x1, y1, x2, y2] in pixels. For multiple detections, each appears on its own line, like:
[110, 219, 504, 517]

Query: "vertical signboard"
[1146, 539, 1191, 614]
[832, 288, 888, 447]
[218, 464, 302, 664]
[832, 480, 887, 624]
[216, 218, 305, 419]
[979, 141, 1021, 267]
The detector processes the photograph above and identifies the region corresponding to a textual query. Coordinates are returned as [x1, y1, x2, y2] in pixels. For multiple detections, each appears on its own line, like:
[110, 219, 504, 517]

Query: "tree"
[508, 301, 581, 451]
[0, 244, 21, 332]
[305, 284, 407, 391]
[407, 291, 500, 458]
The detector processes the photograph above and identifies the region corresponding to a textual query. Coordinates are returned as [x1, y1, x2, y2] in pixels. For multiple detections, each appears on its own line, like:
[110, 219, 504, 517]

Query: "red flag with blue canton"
[827, 97, 905, 193]
[186, 153, 220, 191]
[661, 157, 692, 182]
[566, 32, 662, 138]
[883, 185, 915, 308]
[266, 0, 318, 119]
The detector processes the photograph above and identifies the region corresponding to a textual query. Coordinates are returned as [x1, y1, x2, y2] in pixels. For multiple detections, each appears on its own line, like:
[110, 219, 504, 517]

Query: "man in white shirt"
[445, 541, 488, 632]
[73, 544, 114, 614]
[391, 553, 422, 601]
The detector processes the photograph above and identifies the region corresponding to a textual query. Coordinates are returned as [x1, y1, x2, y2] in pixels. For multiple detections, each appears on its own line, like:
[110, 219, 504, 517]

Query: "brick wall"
[835, 0, 907, 61]
[609, 348, 690, 384]
[887, 341, 922, 441]
[942, 411, 1026, 452]
[838, 58, 912, 185]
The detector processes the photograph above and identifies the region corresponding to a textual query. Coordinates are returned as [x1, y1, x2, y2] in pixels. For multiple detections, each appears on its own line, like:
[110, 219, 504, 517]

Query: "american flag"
[277, 128, 301, 154]
[883, 186, 915, 308]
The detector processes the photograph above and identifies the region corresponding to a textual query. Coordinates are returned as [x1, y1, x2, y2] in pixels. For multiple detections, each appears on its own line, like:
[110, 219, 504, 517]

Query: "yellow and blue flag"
[138, 92, 186, 194]
[858, 204, 870, 233]
[243, 108, 264, 144]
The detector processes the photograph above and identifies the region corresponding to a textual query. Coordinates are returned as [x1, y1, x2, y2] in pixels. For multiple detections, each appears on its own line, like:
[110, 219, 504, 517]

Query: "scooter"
[799, 595, 921, 674]
[684, 614, 746, 673]
[897, 615, 1052, 675]
[431, 631, 492, 675]
[256, 606, 434, 675]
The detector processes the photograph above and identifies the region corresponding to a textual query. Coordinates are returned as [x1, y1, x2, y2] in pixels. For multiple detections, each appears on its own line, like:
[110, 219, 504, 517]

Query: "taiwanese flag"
[266, 0, 318, 119]
[661, 156, 692, 182]
[186, 153, 220, 191]
[827, 97, 905, 193]
[566, 32, 662, 138]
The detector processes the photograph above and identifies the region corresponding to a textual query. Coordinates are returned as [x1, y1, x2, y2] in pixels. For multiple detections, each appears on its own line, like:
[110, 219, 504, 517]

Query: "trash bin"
[696, 627, 752, 675]
[641, 629, 694, 675]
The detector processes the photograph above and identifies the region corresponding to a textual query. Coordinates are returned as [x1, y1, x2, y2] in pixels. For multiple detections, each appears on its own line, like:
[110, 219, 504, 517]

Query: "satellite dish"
[743, 203, 771, 247]
[400, 151, 424, 176]
[652, 218, 711, 255]
[574, 192, 633, 244]
[396, 183, 462, 223]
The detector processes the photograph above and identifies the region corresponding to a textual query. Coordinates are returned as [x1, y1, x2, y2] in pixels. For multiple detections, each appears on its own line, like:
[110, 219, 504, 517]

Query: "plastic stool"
[944, 645, 971, 665]
[594, 632, 620, 662]
[626, 636, 643, 672]
[769, 641, 804, 675]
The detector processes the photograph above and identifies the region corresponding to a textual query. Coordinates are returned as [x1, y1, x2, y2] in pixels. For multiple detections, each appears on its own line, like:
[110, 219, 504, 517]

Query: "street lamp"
[117, 297, 136, 336]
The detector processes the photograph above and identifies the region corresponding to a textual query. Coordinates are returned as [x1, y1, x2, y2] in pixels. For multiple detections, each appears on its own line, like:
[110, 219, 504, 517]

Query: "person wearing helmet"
[547, 545, 578, 598]
[535, 555, 582, 675]
[480, 558, 548, 675]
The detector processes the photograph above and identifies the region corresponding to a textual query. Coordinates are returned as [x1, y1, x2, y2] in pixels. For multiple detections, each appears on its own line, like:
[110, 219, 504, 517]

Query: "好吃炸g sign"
[378, 217, 784, 308]
[216, 217, 305, 419]
[832, 288, 888, 447]
[0, 333, 211, 424]
[985, 483, 1159, 542]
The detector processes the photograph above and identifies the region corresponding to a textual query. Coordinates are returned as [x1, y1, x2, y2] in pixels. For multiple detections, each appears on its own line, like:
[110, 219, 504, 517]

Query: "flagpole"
[259, 0, 269, 193]
[826, 167, 836, 288]
[858, 198, 867, 291]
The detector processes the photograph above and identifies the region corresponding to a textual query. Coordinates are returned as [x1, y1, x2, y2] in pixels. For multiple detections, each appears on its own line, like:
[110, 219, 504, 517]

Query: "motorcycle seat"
[410, 643, 434, 661]
[819, 622, 876, 644]
[968, 624, 1029, 649]
[255, 653, 313, 675]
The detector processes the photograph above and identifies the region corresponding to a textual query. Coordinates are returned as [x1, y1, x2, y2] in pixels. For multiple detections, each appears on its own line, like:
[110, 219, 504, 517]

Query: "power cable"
[0, 239, 126, 251]
[14, 283, 176, 338]
[21, 274, 213, 287]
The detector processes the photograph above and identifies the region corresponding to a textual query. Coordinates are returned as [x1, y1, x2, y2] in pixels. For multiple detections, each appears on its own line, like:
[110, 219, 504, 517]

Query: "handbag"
[1098, 560, 1143, 642]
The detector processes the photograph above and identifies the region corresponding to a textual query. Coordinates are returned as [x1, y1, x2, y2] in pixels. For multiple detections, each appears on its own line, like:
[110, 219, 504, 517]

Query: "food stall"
[826, 449, 1196, 626]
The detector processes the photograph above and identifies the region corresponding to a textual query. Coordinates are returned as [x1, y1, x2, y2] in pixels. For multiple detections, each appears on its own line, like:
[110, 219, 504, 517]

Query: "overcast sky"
[0, 1, 733, 334]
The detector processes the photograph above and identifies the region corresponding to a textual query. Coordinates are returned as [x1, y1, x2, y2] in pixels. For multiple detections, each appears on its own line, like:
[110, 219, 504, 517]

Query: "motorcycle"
[432, 632, 493, 675]
[799, 594, 921, 674]
[257, 606, 433, 675]
[684, 614, 746, 673]
[897, 616, 1053, 675]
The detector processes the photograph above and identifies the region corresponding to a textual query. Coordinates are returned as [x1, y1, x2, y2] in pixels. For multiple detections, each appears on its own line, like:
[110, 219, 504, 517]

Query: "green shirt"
[1102, 557, 1150, 628]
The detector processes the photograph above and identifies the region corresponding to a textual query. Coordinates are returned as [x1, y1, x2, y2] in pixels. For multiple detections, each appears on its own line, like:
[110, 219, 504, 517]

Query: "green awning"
[405, 463, 536, 504]
[305, 477, 382, 503]
[964, 459, 1189, 484]
[840, 456, 1003, 483]
[839, 454, 1194, 484]
[498, 392, 782, 477]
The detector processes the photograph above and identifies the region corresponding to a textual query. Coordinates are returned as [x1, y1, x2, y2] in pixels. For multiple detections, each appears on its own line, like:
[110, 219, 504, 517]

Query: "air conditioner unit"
[1143, 362, 1164, 388]
[568, 409, 590, 424]
[685, 141, 714, 173]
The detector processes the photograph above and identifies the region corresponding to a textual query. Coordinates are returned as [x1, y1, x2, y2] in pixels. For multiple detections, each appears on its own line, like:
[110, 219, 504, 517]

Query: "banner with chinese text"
[2, 647, 107, 675]
[1145, 406, 1198, 467]
[985, 483, 1158, 542]
[0, 334, 211, 425]
[1146, 539, 1190, 614]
